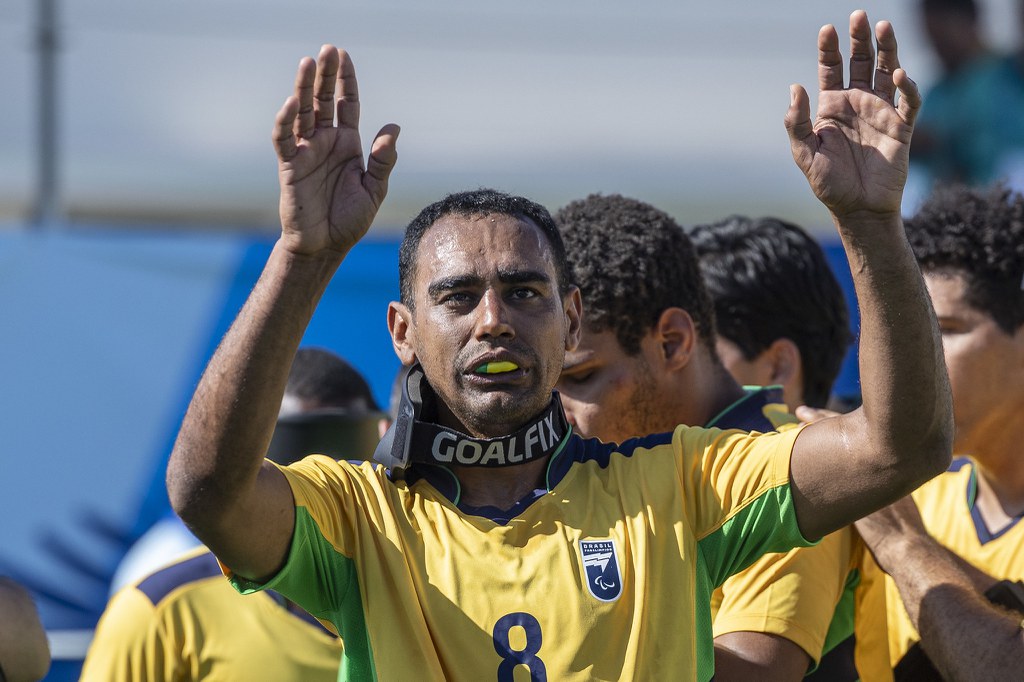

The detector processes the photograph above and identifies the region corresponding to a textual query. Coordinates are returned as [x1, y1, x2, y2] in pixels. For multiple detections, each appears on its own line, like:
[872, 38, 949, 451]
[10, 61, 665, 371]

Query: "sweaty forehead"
[414, 213, 557, 288]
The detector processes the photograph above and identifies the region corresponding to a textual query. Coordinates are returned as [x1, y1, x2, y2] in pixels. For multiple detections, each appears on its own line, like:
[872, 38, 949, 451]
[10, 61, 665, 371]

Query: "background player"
[83, 348, 383, 681]
[690, 215, 852, 411]
[555, 195, 857, 680]
[166, 12, 952, 679]
[852, 182, 1024, 681]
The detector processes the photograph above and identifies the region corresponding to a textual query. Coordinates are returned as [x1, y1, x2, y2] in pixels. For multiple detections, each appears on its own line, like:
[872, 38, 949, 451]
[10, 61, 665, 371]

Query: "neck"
[454, 457, 549, 509]
[974, 459, 1024, 520]
[683, 357, 748, 428]
[965, 410, 1024, 521]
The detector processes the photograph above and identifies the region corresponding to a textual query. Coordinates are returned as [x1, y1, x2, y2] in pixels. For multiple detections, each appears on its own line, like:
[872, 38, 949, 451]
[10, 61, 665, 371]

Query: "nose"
[474, 289, 515, 340]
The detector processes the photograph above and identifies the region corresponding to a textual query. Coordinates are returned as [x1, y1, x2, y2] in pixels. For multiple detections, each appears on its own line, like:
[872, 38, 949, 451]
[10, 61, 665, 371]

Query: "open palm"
[274, 46, 399, 256]
[786, 13, 920, 218]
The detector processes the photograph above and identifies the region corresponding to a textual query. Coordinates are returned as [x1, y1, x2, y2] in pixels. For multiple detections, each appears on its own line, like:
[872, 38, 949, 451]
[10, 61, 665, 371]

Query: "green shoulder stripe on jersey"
[230, 508, 377, 681]
[697, 481, 814, 589]
[694, 551, 718, 682]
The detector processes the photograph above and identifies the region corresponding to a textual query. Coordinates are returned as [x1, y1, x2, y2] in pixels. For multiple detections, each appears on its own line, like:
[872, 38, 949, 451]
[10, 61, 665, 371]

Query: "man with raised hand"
[167, 12, 950, 681]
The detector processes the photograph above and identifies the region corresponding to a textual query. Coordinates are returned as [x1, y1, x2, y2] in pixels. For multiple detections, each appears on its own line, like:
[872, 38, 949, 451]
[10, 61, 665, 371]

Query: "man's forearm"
[167, 242, 344, 530]
[835, 211, 952, 485]
[882, 536, 1024, 682]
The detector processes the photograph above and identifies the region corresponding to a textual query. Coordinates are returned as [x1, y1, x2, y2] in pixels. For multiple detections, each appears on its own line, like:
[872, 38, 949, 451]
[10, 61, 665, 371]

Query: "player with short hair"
[553, 194, 736, 441]
[83, 348, 382, 681]
[167, 13, 952, 680]
[853, 182, 1024, 681]
[554, 195, 858, 681]
[690, 216, 852, 411]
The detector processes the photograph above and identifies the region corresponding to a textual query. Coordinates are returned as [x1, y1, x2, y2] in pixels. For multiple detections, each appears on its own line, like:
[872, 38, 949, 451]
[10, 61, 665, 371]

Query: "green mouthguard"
[475, 361, 519, 374]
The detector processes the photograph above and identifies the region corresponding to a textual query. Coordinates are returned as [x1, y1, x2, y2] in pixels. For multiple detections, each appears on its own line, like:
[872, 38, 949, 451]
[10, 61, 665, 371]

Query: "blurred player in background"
[910, 0, 1024, 190]
[690, 216, 852, 412]
[555, 196, 858, 681]
[83, 348, 384, 681]
[854, 183, 1024, 681]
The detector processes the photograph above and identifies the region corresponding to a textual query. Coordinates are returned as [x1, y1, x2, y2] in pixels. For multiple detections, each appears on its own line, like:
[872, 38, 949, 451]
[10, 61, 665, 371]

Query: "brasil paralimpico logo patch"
[580, 539, 622, 602]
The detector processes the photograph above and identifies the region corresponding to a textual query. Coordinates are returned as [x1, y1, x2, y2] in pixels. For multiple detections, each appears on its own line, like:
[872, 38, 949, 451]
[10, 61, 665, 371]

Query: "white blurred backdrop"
[2, 0, 1022, 232]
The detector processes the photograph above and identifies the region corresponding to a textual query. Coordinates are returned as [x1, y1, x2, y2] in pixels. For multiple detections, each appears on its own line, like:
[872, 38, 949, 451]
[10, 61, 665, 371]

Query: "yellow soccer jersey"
[82, 547, 342, 682]
[884, 457, 1024, 667]
[708, 388, 859, 672]
[229, 422, 812, 682]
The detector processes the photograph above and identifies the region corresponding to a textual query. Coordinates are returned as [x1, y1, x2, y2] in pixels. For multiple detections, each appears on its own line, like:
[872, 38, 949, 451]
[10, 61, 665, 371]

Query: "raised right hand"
[273, 45, 400, 256]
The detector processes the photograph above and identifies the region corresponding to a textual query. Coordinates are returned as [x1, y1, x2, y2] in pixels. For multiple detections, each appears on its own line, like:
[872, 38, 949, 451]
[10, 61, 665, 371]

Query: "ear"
[388, 302, 418, 366]
[654, 307, 697, 371]
[563, 285, 583, 353]
[765, 337, 802, 387]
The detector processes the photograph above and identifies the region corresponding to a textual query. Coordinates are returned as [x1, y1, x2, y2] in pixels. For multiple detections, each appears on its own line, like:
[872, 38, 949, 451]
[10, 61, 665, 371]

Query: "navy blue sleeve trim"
[136, 551, 221, 605]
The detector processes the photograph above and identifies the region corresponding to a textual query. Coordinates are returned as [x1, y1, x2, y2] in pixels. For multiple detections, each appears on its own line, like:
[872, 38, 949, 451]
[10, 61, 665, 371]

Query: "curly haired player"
[853, 182, 1024, 682]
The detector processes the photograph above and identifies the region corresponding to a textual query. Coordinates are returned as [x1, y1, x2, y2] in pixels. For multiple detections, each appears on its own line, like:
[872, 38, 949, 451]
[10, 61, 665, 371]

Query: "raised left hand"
[786, 11, 921, 219]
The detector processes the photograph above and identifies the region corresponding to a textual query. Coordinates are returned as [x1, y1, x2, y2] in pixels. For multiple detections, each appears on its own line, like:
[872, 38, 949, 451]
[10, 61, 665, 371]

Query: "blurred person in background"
[909, 0, 1024, 192]
[83, 347, 384, 681]
[0, 577, 50, 682]
[110, 347, 385, 594]
[850, 183, 1024, 681]
[555, 197, 859, 681]
[689, 216, 886, 680]
[690, 216, 853, 413]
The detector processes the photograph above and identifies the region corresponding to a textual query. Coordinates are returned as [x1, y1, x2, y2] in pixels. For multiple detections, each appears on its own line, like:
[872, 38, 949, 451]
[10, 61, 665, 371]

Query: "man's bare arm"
[714, 633, 810, 682]
[166, 46, 399, 581]
[785, 12, 952, 540]
[857, 498, 1024, 682]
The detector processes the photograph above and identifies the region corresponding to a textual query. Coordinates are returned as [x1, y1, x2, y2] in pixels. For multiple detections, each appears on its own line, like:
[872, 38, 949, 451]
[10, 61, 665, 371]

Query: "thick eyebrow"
[426, 268, 553, 299]
[497, 268, 553, 287]
[427, 274, 484, 299]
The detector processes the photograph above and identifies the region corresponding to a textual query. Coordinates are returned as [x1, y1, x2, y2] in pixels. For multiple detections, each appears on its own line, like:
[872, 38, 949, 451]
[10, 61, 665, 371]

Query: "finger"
[363, 124, 401, 207]
[894, 68, 922, 128]
[818, 24, 843, 92]
[847, 10, 875, 90]
[314, 45, 340, 129]
[273, 95, 300, 161]
[337, 49, 361, 130]
[794, 404, 839, 424]
[784, 84, 816, 174]
[293, 56, 317, 140]
[873, 21, 900, 104]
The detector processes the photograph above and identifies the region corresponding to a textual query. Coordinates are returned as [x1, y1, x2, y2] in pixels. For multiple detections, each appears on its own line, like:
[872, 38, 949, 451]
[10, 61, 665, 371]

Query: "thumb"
[364, 124, 401, 207]
[784, 84, 816, 173]
[794, 404, 840, 424]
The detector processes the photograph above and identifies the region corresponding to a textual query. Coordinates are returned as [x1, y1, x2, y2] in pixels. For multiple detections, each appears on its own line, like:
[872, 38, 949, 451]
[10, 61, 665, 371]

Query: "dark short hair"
[555, 194, 716, 355]
[286, 347, 380, 412]
[905, 182, 1024, 334]
[398, 189, 570, 308]
[690, 216, 852, 408]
